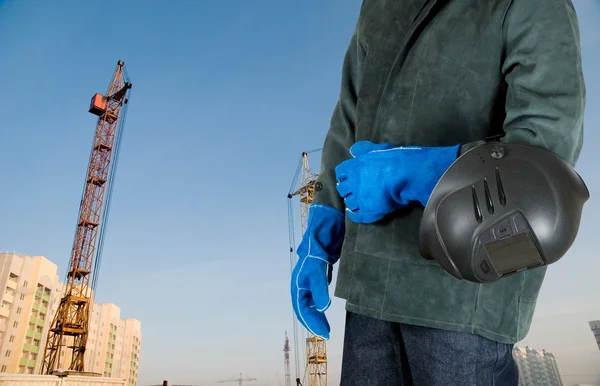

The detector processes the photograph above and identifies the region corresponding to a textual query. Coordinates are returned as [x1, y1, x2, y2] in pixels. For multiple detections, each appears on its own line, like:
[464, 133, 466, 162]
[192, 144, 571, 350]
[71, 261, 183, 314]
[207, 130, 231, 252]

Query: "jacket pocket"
[354, 207, 439, 266]
[515, 267, 547, 340]
[519, 266, 547, 303]
[516, 297, 538, 340]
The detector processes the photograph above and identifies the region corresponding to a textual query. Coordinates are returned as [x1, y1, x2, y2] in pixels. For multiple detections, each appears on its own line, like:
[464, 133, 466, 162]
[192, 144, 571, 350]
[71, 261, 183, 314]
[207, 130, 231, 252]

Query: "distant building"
[589, 320, 600, 351]
[513, 346, 564, 386]
[0, 253, 141, 385]
[0, 253, 62, 375]
[62, 302, 142, 385]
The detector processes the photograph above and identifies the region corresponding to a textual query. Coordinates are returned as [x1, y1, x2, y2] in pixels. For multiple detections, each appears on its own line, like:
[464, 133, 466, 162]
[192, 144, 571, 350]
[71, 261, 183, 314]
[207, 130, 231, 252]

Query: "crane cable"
[91, 85, 131, 293]
[91, 64, 132, 293]
[286, 148, 321, 382]
[62, 64, 131, 291]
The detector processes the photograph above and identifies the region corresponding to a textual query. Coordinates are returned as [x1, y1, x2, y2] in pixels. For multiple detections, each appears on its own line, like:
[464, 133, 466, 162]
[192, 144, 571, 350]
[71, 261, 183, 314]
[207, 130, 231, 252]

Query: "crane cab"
[89, 93, 107, 116]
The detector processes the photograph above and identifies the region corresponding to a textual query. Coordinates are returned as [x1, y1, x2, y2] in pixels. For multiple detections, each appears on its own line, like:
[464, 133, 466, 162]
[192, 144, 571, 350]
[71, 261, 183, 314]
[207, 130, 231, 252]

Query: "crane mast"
[41, 61, 132, 374]
[284, 331, 292, 386]
[288, 151, 328, 386]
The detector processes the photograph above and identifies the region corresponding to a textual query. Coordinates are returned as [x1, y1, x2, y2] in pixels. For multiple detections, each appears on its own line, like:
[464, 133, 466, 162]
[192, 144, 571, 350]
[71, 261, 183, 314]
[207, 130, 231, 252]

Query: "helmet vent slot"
[495, 167, 507, 206]
[471, 185, 483, 223]
[483, 178, 494, 214]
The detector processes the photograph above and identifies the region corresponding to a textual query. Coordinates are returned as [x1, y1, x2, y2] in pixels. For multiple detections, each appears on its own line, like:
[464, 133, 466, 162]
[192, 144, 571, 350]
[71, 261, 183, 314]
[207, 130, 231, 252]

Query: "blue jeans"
[340, 311, 519, 386]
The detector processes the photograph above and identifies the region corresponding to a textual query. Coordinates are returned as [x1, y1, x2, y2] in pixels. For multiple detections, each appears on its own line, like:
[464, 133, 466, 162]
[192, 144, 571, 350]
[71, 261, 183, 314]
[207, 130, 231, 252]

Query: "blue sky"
[0, 1, 598, 385]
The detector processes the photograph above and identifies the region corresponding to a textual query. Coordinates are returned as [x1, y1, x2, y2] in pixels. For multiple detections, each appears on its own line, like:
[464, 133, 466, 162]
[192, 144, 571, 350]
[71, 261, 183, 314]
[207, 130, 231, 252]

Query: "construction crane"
[283, 332, 291, 386]
[146, 382, 205, 386]
[287, 150, 328, 386]
[217, 373, 257, 386]
[41, 60, 132, 374]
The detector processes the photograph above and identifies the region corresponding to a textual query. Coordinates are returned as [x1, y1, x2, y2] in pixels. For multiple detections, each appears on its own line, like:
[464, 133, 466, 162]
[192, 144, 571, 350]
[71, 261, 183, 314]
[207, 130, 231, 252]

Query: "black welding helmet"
[419, 142, 589, 284]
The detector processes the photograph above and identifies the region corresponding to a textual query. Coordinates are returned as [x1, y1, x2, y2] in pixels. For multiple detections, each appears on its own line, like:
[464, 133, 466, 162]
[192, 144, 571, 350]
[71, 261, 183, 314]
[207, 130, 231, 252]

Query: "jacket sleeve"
[312, 23, 366, 212]
[461, 0, 586, 167]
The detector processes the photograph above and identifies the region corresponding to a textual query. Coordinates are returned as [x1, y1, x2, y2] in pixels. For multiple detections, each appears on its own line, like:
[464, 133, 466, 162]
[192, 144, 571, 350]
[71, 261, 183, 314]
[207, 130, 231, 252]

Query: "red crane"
[41, 61, 132, 374]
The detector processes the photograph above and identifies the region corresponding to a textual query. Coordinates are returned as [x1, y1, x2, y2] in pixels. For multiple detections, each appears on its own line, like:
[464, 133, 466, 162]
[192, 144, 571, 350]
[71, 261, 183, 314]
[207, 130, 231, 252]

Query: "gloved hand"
[335, 140, 460, 223]
[291, 203, 345, 340]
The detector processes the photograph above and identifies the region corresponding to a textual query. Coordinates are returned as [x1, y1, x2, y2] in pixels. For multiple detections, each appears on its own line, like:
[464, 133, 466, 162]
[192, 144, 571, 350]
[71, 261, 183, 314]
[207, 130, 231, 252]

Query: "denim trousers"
[340, 311, 519, 386]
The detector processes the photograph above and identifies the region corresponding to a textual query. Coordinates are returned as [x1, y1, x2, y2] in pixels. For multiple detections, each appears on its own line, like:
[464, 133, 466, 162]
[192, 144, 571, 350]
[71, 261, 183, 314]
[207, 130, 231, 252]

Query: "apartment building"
[0, 253, 62, 375]
[589, 320, 600, 351]
[89, 304, 142, 385]
[513, 346, 564, 386]
[60, 303, 141, 385]
[0, 253, 141, 385]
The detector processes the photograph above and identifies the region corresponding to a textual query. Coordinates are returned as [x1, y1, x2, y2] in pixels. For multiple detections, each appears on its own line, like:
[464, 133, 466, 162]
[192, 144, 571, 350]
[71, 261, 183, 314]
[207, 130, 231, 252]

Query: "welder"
[290, 0, 587, 384]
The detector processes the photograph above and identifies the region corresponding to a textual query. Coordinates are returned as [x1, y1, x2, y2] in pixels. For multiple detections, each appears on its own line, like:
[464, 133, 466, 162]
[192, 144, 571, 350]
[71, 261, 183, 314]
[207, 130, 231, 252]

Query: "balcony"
[4, 293, 14, 304]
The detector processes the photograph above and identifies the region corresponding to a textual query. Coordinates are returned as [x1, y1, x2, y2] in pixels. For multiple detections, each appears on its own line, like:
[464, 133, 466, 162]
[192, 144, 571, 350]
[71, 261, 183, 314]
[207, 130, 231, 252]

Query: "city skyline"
[0, 0, 599, 385]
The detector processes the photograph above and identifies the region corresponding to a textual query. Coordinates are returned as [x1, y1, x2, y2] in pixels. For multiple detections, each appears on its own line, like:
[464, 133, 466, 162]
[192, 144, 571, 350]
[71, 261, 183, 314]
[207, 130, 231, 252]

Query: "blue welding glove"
[335, 141, 461, 224]
[291, 204, 345, 340]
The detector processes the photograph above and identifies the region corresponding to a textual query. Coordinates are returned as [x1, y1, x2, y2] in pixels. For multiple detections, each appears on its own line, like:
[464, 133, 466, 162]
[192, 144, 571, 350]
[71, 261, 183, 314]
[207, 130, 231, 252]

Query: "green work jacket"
[313, 0, 586, 344]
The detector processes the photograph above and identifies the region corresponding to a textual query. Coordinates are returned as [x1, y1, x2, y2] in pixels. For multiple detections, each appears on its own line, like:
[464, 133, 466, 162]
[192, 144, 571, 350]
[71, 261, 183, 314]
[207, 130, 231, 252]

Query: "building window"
[12, 321, 18, 328]
[20, 294, 24, 301]
[23, 281, 28, 288]
[9, 336, 14, 343]
[5, 350, 10, 357]
[0, 365, 6, 372]
[16, 307, 22, 314]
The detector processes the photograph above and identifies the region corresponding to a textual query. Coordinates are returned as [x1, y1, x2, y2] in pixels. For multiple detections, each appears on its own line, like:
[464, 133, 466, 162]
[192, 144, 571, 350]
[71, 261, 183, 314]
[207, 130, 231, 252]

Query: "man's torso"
[334, 0, 547, 344]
